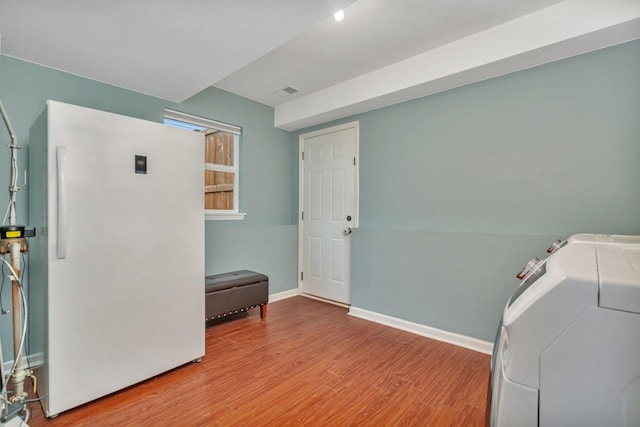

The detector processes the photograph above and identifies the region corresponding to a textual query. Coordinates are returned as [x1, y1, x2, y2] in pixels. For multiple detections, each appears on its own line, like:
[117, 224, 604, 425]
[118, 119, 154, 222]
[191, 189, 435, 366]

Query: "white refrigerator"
[28, 101, 205, 417]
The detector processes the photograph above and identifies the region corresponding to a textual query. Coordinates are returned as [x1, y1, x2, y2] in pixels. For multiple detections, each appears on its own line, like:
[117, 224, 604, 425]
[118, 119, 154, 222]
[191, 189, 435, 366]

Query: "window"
[164, 109, 245, 220]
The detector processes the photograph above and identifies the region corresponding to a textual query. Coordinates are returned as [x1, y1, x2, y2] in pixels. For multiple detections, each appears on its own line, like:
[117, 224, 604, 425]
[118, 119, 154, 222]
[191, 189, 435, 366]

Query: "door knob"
[343, 227, 352, 236]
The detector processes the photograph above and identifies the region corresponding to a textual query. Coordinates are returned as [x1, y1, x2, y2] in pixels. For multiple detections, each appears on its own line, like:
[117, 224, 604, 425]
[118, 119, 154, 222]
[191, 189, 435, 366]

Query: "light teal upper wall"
[0, 55, 297, 362]
[293, 39, 640, 236]
[175, 87, 293, 226]
[0, 55, 169, 227]
[0, 55, 294, 227]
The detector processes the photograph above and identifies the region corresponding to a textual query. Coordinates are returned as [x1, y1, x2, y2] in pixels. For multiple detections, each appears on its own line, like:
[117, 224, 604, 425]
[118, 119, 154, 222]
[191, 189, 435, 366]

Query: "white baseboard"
[3, 352, 44, 373]
[348, 306, 493, 355]
[269, 288, 300, 303]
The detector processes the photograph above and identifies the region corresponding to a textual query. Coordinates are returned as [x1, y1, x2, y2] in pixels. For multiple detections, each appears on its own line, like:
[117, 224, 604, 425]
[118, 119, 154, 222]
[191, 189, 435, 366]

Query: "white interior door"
[300, 122, 358, 304]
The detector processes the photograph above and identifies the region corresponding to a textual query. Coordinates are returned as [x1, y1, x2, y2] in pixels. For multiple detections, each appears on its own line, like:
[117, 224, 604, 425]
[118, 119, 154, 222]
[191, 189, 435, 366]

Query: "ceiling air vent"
[274, 86, 299, 97]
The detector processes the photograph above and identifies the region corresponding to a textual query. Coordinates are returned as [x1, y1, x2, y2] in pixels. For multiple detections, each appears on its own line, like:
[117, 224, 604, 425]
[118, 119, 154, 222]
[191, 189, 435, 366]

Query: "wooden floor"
[26, 296, 490, 426]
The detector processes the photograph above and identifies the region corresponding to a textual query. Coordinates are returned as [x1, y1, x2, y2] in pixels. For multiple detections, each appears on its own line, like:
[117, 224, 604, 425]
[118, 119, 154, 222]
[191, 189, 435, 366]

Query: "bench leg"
[260, 303, 267, 319]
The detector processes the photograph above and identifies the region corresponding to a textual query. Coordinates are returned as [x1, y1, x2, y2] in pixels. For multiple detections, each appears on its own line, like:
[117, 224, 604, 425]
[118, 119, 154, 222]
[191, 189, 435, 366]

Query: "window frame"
[164, 109, 246, 221]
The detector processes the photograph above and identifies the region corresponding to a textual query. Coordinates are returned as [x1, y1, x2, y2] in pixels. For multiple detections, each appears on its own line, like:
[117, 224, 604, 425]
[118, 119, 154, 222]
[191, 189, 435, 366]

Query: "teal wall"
[1, 37, 639, 363]
[167, 87, 297, 292]
[294, 39, 640, 341]
[0, 55, 297, 362]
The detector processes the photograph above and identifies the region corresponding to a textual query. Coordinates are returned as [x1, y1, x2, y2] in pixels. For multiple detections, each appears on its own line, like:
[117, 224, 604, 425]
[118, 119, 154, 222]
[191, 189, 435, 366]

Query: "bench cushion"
[205, 270, 269, 321]
[205, 270, 269, 293]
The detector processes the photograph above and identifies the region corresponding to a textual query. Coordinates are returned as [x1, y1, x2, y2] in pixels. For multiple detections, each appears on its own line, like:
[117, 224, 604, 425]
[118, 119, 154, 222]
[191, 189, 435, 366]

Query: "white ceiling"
[1, 0, 639, 131]
[0, 0, 358, 102]
[216, 0, 565, 106]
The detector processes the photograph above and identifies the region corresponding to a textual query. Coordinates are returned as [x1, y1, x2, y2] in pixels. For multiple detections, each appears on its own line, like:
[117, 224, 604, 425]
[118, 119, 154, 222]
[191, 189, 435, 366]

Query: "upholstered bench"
[205, 270, 269, 321]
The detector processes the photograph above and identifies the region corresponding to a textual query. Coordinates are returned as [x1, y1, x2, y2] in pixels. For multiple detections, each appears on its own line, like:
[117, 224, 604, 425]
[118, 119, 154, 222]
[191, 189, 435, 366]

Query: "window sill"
[205, 211, 247, 221]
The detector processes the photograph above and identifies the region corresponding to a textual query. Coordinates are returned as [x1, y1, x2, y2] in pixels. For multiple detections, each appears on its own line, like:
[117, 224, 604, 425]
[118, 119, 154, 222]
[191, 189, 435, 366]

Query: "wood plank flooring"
[26, 296, 490, 426]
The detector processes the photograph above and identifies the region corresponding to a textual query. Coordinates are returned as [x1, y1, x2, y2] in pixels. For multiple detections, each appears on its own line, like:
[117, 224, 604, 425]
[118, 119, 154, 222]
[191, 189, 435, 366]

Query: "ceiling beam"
[275, 0, 640, 131]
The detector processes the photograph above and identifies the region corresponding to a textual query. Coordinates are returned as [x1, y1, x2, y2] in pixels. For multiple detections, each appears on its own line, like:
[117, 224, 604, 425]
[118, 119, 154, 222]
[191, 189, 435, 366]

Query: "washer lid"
[595, 234, 640, 245]
[597, 244, 640, 314]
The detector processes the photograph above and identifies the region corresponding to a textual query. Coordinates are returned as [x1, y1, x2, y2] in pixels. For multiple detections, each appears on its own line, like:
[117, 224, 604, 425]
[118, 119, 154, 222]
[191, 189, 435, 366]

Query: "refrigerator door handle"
[56, 146, 68, 259]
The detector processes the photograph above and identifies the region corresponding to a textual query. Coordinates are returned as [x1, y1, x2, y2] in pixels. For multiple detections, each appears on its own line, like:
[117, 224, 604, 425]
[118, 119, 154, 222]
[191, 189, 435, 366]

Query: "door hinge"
[301, 211, 304, 221]
[301, 271, 304, 281]
[353, 157, 356, 165]
[302, 151, 305, 160]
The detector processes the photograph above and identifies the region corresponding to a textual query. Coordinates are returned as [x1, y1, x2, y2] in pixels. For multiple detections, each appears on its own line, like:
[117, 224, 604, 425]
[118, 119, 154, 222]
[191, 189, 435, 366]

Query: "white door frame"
[298, 121, 360, 304]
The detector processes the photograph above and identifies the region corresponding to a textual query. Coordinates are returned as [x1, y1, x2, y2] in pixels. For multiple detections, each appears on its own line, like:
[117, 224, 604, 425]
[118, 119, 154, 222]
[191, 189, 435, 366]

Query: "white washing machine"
[488, 235, 640, 427]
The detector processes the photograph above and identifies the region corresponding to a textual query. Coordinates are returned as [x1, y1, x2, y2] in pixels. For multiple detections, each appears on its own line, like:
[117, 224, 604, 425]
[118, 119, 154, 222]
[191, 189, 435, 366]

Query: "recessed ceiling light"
[334, 9, 344, 22]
